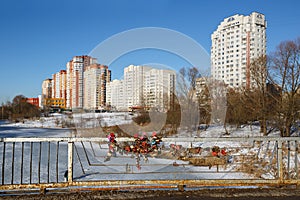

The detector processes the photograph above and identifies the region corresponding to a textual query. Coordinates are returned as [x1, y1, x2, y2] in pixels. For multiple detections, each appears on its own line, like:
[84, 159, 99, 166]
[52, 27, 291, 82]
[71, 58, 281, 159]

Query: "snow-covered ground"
[0, 112, 132, 129]
[0, 112, 299, 185]
[0, 112, 282, 138]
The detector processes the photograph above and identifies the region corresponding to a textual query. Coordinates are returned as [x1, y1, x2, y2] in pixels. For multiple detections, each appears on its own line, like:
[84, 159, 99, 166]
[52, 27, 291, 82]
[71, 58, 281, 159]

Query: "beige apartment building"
[211, 12, 267, 88]
[107, 65, 176, 111]
[66, 55, 97, 109]
[83, 64, 111, 110]
[42, 78, 52, 99]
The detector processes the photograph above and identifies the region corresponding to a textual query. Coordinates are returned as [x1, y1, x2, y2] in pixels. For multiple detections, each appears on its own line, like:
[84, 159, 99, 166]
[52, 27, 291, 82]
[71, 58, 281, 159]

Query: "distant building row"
[41, 56, 176, 111]
[42, 55, 110, 110]
[107, 65, 176, 111]
[39, 12, 267, 111]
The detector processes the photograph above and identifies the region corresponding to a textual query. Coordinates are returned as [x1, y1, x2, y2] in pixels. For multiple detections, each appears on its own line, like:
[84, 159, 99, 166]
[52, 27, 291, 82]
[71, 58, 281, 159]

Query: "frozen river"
[0, 120, 249, 184]
[0, 120, 72, 138]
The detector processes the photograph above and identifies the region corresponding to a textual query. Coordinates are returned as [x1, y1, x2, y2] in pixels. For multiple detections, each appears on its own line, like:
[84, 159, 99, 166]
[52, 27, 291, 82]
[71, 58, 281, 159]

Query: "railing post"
[295, 141, 299, 188]
[68, 141, 73, 183]
[277, 141, 283, 184]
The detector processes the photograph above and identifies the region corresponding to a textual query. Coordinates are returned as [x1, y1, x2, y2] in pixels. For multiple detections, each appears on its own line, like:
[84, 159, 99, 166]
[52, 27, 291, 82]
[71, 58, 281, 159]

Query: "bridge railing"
[0, 137, 299, 193]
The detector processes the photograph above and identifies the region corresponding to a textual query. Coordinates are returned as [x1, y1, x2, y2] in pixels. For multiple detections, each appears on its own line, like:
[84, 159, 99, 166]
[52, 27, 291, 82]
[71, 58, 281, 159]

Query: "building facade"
[144, 68, 176, 111]
[211, 12, 267, 88]
[83, 64, 111, 110]
[66, 55, 97, 109]
[42, 78, 52, 99]
[106, 79, 126, 111]
[41, 78, 52, 108]
[108, 65, 176, 111]
[26, 98, 39, 108]
[124, 65, 151, 108]
[43, 98, 66, 109]
[59, 70, 67, 99]
[51, 70, 67, 99]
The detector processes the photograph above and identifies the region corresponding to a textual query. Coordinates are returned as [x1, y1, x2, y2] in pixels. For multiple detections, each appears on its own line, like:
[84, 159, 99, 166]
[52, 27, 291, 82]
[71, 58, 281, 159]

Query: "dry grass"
[73, 125, 131, 137]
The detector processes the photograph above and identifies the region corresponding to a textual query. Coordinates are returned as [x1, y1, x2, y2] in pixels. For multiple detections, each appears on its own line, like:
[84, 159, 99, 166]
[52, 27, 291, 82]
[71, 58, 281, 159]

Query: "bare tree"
[250, 55, 268, 135]
[177, 67, 201, 134]
[8, 95, 41, 121]
[269, 38, 300, 136]
[196, 80, 211, 131]
[226, 88, 245, 129]
[208, 79, 227, 124]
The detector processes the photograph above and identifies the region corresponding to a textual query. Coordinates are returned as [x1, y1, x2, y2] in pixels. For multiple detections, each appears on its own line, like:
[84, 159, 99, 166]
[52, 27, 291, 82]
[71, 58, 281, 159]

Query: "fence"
[0, 137, 299, 194]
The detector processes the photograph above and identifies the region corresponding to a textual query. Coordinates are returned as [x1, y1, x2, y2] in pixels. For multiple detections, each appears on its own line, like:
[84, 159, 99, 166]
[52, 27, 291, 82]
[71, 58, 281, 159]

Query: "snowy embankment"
[0, 112, 281, 138]
[0, 112, 132, 129]
[0, 113, 298, 182]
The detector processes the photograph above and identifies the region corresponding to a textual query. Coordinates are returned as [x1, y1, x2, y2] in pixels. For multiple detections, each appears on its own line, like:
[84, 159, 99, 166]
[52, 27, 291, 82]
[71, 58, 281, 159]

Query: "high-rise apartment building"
[44, 70, 67, 109]
[211, 12, 267, 88]
[60, 70, 67, 99]
[124, 65, 151, 108]
[106, 79, 126, 111]
[107, 65, 176, 111]
[83, 64, 111, 110]
[66, 55, 97, 109]
[42, 78, 52, 99]
[51, 70, 66, 99]
[144, 68, 176, 111]
[51, 74, 57, 99]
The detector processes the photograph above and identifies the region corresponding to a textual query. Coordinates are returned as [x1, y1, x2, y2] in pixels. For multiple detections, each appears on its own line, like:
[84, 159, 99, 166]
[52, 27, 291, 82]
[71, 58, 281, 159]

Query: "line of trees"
[0, 95, 41, 122]
[221, 38, 300, 136]
[172, 37, 300, 137]
[1, 38, 299, 137]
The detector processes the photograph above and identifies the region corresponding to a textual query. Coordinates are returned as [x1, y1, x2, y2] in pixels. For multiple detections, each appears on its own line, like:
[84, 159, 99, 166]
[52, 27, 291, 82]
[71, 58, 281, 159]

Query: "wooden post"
[277, 141, 283, 184]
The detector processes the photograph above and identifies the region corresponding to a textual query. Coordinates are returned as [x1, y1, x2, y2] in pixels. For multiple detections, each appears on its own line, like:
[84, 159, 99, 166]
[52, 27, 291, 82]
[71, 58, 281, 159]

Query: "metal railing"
[0, 137, 299, 193]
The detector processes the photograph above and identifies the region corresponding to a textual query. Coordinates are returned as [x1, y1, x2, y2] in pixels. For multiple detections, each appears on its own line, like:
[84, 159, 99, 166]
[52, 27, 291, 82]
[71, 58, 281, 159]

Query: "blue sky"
[0, 0, 299, 103]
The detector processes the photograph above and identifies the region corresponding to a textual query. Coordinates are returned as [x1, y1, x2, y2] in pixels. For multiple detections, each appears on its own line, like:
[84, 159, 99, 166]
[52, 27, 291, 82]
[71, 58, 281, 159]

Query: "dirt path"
[1, 188, 300, 200]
